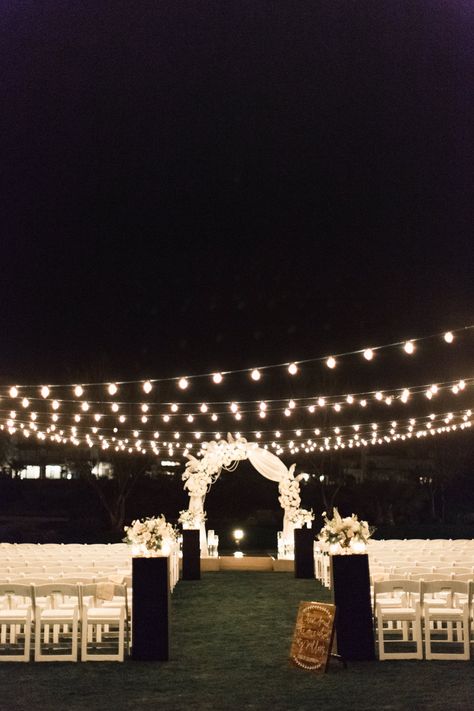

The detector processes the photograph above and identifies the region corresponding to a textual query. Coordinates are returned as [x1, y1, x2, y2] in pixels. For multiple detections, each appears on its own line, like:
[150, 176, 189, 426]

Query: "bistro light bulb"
[363, 348, 374, 361]
[170, 403, 179, 412]
[230, 402, 238, 413]
[108, 383, 118, 396]
[9, 386, 18, 398]
[375, 391, 383, 401]
[41, 386, 50, 399]
[52, 400, 60, 410]
[81, 401, 90, 411]
[401, 389, 410, 403]
[211, 413, 218, 422]
[346, 395, 354, 404]
[251, 368, 261, 381]
[200, 403, 208, 413]
[289, 399, 296, 409]
[74, 385, 84, 397]
[143, 380, 153, 394]
[178, 377, 188, 390]
[326, 356, 336, 369]
[318, 397, 326, 407]
[212, 372, 223, 384]
[187, 415, 194, 423]
[404, 340, 415, 354]
[21, 398, 29, 408]
[259, 401, 267, 411]
[288, 362, 298, 375]
[444, 331, 454, 343]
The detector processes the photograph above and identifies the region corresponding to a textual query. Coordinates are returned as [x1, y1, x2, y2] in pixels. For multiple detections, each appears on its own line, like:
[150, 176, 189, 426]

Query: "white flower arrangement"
[123, 515, 177, 556]
[288, 507, 314, 528]
[178, 509, 207, 529]
[318, 508, 374, 553]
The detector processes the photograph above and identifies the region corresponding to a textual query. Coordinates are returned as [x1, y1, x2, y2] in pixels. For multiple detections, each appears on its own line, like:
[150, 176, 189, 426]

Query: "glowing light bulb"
[141, 404, 149, 413]
[212, 372, 223, 384]
[178, 377, 188, 390]
[74, 385, 84, 397]
[289, 399, 296, 409]
[163, 414, 170, 423]
[363, 348, 374, 361]
[401, 389, 410, 403]
[284, 409, 291, 417]
[143, 380, 153, 394]
[21, 398, 29, 408]
[211, 413, 218, 422]
[288, 362, 298, 375]
[119, 415, 126, 423]
[9, 386, 18, 398]
[375, 392, 383, 401]
[346, 395, 354, 404]
[458, 380, 466, 390]
[41, 386, 50, 399]
[187, 415, 194, 423]
[333, 403, 341, 412]
[308, 405, 315, 413]
[404, 340, 415, 354]
[318, 397, 326, 407]
[81, 401, 89, 411]
[430, 384, 438, 394]
[444, 331, 454, 343]
[326, 356, 336, 369]
[235, 412, 242, 421]
[200, 403, 208, 413]
[251, 369, 261, 381]
[52, 400, 60, 410]
[360, 399, 367, 407]
[108, 383, 118, 396]
[259, 401, 267, 411]
[230, 402, 238, 413]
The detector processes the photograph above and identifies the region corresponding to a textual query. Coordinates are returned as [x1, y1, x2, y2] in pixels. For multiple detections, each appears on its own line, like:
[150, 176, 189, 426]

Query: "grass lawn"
[1, 571, 473, 710]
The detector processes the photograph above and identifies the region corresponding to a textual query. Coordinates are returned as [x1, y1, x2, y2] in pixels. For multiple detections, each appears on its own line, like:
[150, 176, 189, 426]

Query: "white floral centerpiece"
[178, 509, 207, 529]
[318, 508, 374, 554]
[123, 515, 177, 557]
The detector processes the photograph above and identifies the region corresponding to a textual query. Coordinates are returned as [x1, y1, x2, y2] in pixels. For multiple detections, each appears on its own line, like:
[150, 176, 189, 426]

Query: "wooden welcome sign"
[290, 601, 336, 672]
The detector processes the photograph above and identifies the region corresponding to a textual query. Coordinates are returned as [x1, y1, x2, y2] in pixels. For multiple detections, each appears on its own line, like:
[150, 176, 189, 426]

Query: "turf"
[1, 572, 473, 710]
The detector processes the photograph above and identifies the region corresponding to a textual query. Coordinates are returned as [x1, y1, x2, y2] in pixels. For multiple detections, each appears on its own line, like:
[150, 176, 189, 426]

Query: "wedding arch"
[179, 434, 313, 555]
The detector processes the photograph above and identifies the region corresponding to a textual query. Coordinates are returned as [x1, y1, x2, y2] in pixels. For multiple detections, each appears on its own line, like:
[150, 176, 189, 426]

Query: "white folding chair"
[34, 583, 80, 662]
[0, 584, 33, 662]
[421, 580, 471, 660]
[80, 583, 127, 661]
[375, 580, 422, 660]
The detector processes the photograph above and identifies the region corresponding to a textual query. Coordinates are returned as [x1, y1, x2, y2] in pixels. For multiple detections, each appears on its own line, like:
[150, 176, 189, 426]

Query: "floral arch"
[179, 434, 314, 555]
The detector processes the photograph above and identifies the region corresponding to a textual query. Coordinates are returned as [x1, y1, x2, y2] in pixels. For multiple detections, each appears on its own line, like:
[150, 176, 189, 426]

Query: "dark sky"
[2, 1, 473, 389]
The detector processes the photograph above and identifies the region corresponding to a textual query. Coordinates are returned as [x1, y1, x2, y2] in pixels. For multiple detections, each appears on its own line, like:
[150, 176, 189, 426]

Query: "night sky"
[2, 1, 473, 395]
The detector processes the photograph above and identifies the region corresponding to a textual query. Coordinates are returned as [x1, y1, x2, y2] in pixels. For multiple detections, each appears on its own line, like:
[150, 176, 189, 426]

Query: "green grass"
[1, 572, 474, 710]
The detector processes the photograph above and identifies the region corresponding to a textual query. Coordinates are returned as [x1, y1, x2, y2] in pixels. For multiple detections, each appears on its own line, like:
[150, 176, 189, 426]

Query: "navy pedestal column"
[331, 554, 375, 661]
[132, 556, 170, 661]
[182, 529, 201, 580]
[294, 527, 315, 579]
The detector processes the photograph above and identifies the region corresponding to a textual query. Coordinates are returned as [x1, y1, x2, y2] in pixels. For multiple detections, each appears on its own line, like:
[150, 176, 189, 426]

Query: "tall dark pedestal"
[182, 529, 201, 580]
[331, 554, 375, 661]
[294, 527, 314, 579]
[132, 556, 170, 661]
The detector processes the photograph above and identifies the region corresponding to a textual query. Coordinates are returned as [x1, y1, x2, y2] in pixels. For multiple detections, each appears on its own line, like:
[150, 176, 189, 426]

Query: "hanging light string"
[3, 375, 472, 422]
[1, 324, 471, 392]
[3, 404, 472, 455]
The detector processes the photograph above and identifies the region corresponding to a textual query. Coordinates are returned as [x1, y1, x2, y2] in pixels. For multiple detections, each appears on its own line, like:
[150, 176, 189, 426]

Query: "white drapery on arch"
[179, 435, 313, 555]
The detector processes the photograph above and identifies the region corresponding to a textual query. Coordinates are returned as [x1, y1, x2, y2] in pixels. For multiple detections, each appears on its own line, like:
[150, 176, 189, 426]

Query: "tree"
[81, 453, 151, 535]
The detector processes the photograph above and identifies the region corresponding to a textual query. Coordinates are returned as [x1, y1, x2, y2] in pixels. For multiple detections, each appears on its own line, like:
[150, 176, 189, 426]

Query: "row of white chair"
[375, 579, 474, 661]
[0, 582, 129, 662]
